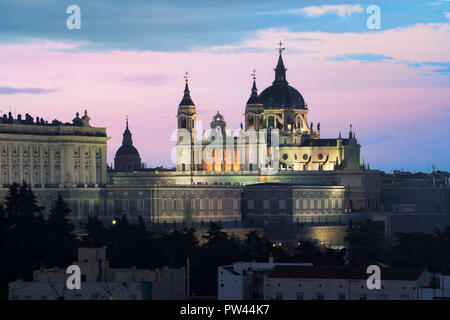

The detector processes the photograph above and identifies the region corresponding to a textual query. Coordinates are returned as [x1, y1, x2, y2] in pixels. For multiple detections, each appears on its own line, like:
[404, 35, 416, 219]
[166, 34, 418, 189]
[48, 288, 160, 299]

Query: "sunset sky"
[0, 0, 449, 172]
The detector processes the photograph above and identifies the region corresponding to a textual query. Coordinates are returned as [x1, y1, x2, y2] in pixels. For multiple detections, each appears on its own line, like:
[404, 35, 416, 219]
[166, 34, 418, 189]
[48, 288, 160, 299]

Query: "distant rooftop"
[0, 110, 107, 137]
[268, 265, 425, 281]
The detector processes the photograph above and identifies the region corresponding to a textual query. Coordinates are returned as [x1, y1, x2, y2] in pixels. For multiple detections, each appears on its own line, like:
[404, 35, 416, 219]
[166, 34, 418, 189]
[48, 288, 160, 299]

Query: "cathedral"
[176, 47, 361, 175]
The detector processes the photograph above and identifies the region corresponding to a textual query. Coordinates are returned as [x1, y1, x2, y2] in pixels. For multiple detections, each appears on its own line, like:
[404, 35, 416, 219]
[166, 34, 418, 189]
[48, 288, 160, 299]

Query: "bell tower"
[176, 73, 197, 172]
[244, 70, 264, 131]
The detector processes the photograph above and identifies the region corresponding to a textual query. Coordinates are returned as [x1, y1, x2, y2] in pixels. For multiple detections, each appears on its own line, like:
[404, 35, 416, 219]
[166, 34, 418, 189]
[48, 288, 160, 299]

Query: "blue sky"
[1, 0, 449, 51]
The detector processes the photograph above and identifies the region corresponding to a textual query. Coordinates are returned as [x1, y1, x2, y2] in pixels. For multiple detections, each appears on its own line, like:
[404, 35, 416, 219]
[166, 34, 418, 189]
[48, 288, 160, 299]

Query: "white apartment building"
[218, 257, 312, 300]
[265, 265, 431, 300]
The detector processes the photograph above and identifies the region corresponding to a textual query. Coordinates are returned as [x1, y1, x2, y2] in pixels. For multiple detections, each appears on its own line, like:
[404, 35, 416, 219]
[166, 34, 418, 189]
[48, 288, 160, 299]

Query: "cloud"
[402, 61, 450, 74]
[297, 4, 363, 18]
[429, 0, 450, 4]
[329, 53, 394, 62]
[0, 86, 60, 95]
[445, 11, 450, 20]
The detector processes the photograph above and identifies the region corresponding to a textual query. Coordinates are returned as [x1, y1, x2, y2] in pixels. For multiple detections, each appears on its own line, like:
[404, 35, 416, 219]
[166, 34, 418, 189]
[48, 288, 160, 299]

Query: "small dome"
[259, 83, 306, 110]
[115, 144, 140, 157]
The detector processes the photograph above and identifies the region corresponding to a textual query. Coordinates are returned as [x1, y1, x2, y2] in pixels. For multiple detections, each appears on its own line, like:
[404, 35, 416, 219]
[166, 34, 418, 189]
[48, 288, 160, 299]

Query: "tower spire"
[122, 116, 132, 146]
[274, 41, 287, 84]
[247, 69, 260, 104]
[179, 71, 195, 106]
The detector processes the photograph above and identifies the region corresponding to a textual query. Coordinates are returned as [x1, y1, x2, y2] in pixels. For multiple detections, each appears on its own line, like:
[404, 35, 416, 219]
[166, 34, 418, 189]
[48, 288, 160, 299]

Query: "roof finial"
[184, 71, 189, 83]
[126, 115, 128, 129]
[277, 40, 285, 54]
[251, 68, 257, 80]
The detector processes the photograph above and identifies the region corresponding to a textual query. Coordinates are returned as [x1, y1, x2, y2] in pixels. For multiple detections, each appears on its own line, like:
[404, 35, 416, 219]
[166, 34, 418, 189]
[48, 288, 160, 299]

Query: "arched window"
[180, 117, 187, 129]
[248, 116, 254, 129]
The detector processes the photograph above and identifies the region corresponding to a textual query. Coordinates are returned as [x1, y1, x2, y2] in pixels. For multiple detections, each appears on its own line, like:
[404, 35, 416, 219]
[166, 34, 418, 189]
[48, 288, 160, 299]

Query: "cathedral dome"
[259, 49, 306, 110]
[114, 117, 142, 171]
[259, 83, 306, 110]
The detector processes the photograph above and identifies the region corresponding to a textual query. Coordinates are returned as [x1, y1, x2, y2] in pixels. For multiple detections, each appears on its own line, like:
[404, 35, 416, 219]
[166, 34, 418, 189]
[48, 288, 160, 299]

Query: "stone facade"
[0, 110, 108, 187]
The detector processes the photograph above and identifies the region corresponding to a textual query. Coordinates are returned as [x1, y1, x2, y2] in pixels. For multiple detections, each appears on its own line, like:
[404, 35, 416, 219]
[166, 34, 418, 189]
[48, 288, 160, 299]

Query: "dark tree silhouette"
[3, 182, 49, 285]
[47, 194, 77, 267]
[344, 219, 384, 265]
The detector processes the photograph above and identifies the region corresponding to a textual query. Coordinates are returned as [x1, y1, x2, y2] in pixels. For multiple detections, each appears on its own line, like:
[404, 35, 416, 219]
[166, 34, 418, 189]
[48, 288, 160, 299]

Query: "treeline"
[1, 182, 450, 298]
[0, 183, 77, 299]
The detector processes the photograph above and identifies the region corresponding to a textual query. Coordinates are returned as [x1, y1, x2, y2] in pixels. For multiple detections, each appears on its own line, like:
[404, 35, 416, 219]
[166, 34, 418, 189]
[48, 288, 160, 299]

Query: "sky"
[0, 0, 449, 172]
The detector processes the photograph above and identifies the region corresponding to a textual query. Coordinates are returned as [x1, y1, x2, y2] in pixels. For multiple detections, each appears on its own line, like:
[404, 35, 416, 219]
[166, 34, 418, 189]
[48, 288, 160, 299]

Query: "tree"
[344, 219, 385, 265]
[389, 230, 446, 271]
[47, 194, 77, 267]
[82, 216, 108, 247]
[4, 182, 49, 282]
[0, 204, 9, 299]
